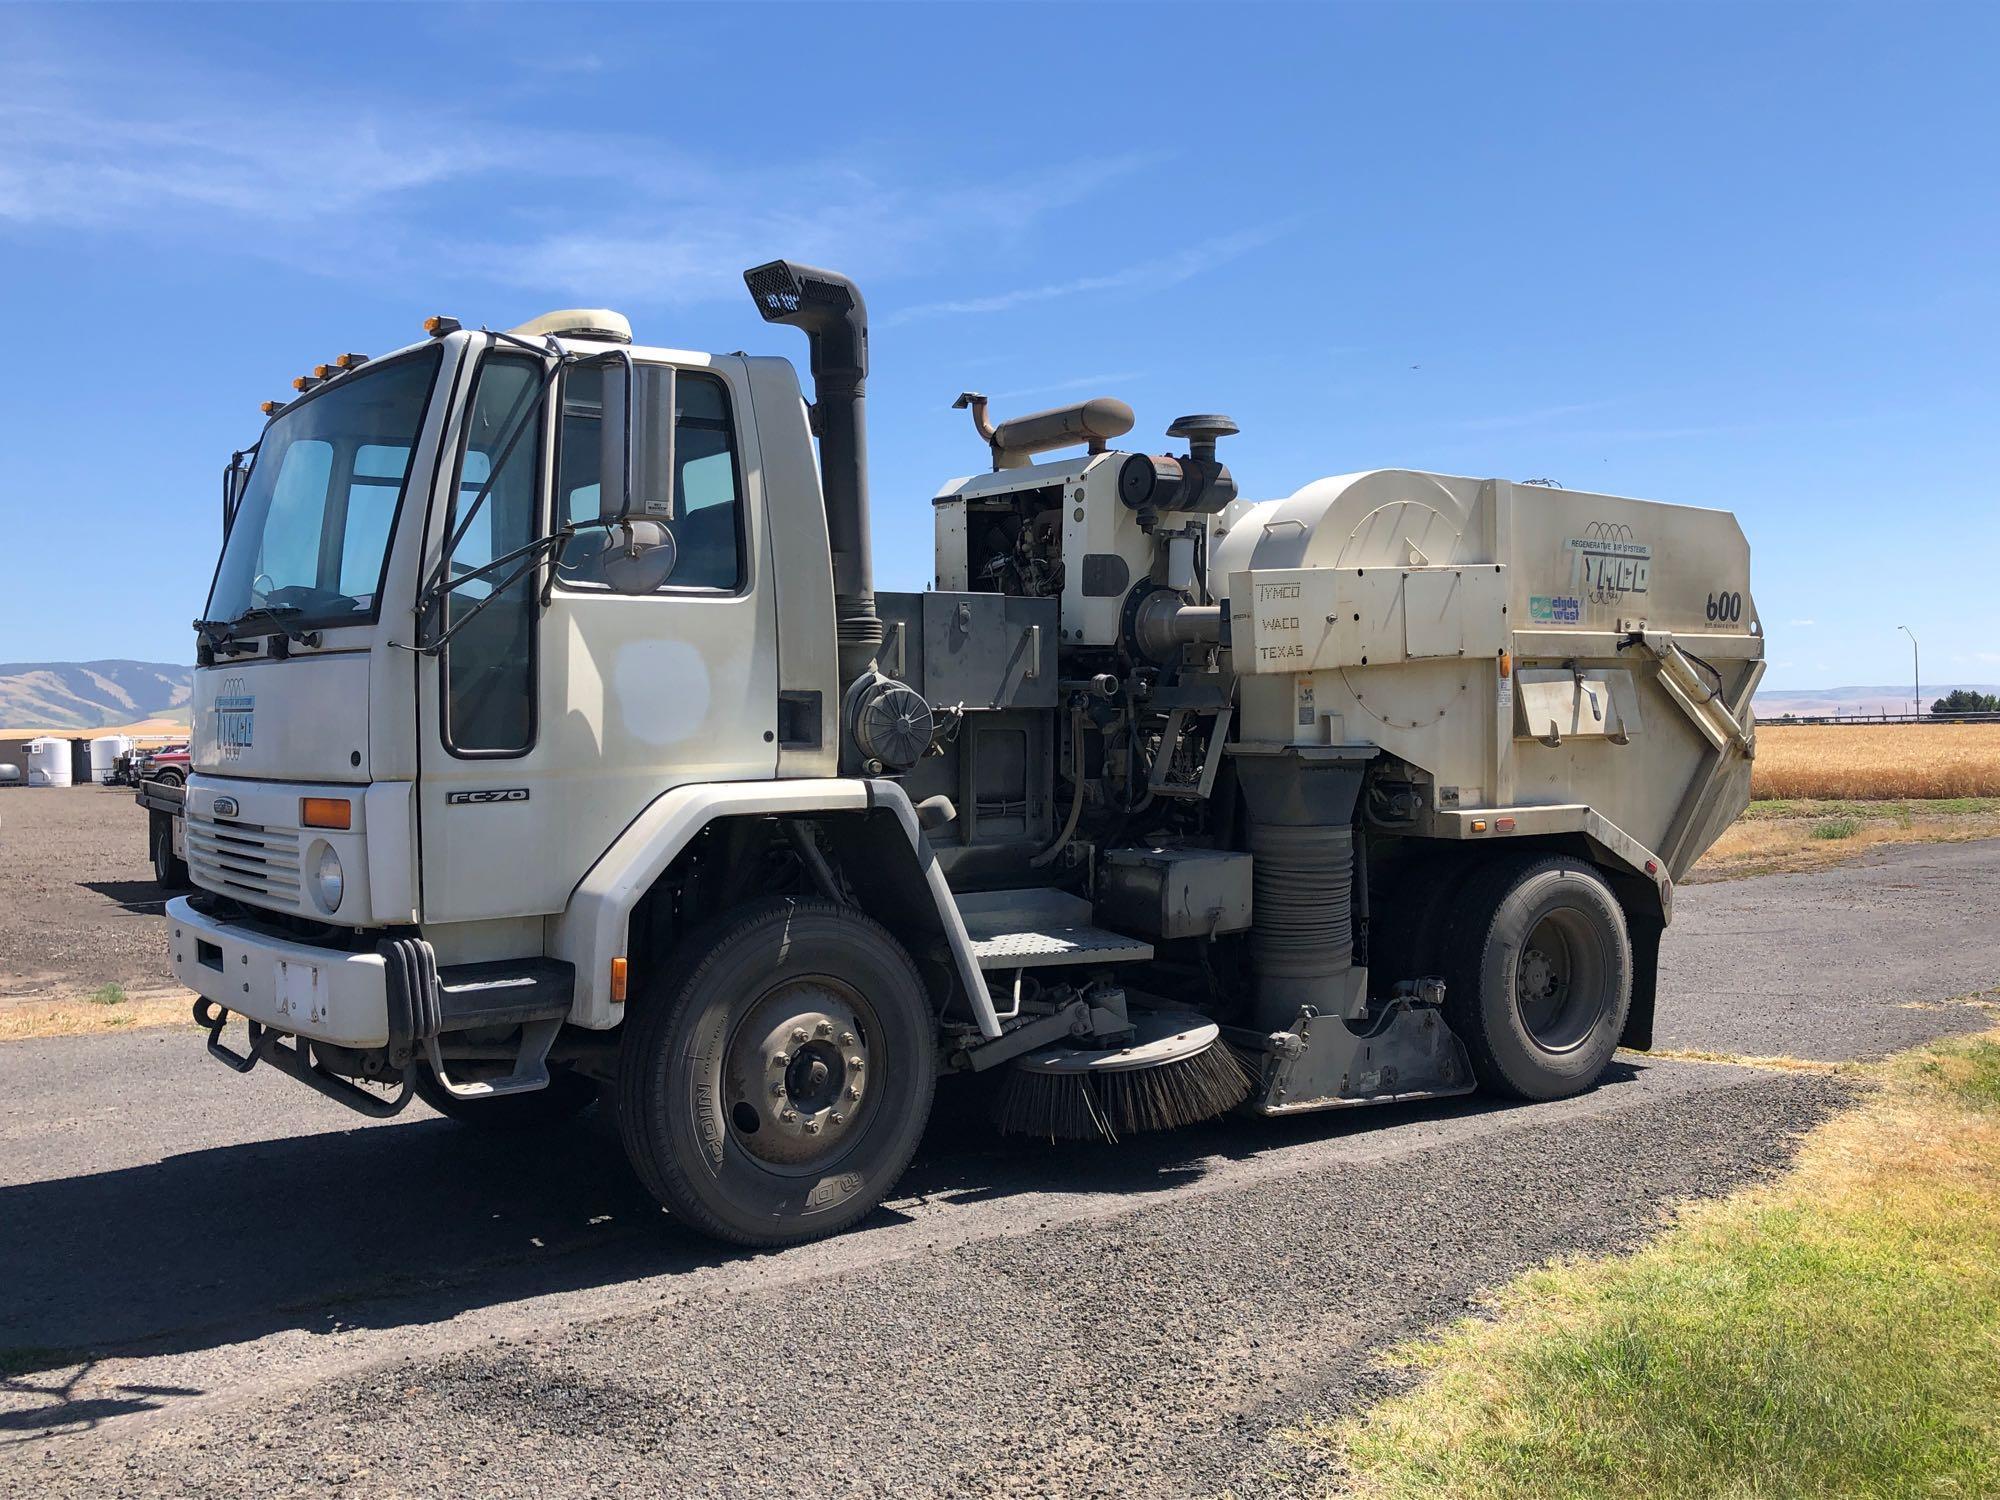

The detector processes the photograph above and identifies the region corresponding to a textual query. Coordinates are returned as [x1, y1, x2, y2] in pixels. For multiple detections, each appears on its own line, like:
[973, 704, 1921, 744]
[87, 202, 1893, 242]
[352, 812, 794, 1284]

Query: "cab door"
[416, 344, 778, 926]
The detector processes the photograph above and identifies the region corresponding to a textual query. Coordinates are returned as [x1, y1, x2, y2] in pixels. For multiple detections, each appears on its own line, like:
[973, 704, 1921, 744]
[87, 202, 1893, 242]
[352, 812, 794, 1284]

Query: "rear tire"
[152, 818, 190, 891]
[617, 898, 937, 1248]
[1441, 855, 1631, 1101]
[413, 1064, 599, 1129]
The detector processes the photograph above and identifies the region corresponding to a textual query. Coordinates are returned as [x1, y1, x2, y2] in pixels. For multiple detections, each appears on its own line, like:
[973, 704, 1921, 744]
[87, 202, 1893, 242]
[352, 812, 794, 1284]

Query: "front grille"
[187, 813, 302, 910]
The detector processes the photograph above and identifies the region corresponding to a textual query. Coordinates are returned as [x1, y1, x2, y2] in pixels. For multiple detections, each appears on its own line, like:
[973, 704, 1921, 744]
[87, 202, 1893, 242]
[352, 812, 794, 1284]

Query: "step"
[954, 887, 1155, 971]
[435, 958, 575, 1031]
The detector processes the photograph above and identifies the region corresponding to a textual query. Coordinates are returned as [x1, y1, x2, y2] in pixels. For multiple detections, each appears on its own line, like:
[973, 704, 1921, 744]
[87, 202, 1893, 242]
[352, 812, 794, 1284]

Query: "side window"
[556, 365, 743, 592]
[443, 354, 543, 755]
[670, 373, 742, 590]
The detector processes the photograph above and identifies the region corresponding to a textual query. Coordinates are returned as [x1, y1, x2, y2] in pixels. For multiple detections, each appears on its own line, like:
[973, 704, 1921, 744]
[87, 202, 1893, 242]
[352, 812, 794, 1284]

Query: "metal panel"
[921, 593, 1057, 709]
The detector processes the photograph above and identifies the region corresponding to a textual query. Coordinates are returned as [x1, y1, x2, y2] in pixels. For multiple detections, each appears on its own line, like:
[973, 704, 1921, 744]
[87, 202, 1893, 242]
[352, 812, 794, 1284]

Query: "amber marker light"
[301, 797, 352, 830]
[610, 957, 629, 1003]
[423, 315, 461, 337]
[260, 400, 282, 415]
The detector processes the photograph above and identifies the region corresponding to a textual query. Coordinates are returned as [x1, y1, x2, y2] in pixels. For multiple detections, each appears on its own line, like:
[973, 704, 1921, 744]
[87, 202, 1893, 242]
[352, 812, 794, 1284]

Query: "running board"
[437, 957, 575, 1031]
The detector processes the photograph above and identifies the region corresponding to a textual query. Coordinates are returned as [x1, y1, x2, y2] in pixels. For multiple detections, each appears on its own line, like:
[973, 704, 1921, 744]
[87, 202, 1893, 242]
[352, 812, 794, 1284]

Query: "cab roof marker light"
[335, 352, 369, 369]
[313, 363, 336, 380]
[292, 374, 321, 393]
[260, 399, 283, 415]
[423, 315, 461, 337]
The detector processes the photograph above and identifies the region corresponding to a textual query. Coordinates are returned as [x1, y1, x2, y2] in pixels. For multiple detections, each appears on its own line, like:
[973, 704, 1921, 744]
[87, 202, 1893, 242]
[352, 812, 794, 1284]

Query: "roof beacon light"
[423, 315, 461, 337]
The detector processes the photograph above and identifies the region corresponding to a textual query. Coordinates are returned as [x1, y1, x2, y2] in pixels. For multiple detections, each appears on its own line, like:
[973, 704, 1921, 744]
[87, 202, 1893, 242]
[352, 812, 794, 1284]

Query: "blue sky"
[1, 2, 1994, 690]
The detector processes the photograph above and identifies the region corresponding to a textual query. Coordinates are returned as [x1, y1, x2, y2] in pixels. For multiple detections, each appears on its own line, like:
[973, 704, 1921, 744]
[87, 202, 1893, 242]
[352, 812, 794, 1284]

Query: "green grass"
[86, 982, 126, 1006]
[1810, 815, 1862, 840]
[1287, 1028, 2000, 1499]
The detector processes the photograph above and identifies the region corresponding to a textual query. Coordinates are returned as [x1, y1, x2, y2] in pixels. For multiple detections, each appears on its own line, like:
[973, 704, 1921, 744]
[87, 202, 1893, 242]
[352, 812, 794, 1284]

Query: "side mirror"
[584, 352, 677, 594]
[222, 451, 251, 537]
[591, 353, 674, 527]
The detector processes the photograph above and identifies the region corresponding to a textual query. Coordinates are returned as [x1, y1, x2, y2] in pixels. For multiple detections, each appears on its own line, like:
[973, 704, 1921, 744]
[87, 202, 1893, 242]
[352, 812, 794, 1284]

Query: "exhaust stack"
[743, 260, 882, 682]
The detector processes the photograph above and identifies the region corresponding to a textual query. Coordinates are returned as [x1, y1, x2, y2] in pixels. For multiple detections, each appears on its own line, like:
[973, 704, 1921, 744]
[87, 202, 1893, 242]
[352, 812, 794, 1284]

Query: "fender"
[551, 777, 998, 1036]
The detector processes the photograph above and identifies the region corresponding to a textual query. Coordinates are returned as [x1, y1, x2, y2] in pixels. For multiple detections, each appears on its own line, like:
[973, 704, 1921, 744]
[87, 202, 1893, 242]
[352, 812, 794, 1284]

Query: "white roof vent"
[507, 308, 633, 343]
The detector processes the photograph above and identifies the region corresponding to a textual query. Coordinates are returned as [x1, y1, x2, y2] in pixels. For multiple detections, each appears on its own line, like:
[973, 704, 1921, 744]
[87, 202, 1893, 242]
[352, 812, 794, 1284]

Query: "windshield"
[206, 346, 443, 631]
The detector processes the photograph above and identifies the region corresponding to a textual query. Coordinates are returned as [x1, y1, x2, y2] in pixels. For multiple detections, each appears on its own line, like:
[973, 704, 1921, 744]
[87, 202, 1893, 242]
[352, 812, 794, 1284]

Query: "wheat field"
[1752, 722, 2000, 800]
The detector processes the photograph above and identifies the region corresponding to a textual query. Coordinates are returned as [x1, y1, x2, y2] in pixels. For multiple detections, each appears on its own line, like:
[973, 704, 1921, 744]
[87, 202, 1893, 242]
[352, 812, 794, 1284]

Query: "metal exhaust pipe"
[743, 260, 882, 683]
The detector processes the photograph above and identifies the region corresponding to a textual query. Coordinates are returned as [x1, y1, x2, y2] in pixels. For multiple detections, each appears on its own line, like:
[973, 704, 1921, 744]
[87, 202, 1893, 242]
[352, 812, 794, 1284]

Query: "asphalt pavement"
[2, 839, 1995, 1497]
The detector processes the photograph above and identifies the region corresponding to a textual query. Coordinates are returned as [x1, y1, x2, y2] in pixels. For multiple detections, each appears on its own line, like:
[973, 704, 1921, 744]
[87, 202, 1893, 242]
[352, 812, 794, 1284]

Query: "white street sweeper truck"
[165, 263, 1761, 1245]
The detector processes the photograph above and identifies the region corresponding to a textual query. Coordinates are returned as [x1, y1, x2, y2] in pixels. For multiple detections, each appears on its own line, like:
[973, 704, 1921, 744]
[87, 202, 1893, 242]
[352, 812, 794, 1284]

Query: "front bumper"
[167, 896, 389, 1048]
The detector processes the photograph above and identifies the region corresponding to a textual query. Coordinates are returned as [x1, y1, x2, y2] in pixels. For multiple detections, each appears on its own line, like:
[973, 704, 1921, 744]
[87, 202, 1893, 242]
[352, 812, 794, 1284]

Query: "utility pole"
[1898, 625, 1920, 718]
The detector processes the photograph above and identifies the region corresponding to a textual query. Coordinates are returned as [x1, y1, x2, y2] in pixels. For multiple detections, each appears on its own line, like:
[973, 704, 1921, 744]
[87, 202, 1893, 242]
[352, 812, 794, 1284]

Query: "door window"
[442, 353, 543, 755]
[555, 365, 743, 592]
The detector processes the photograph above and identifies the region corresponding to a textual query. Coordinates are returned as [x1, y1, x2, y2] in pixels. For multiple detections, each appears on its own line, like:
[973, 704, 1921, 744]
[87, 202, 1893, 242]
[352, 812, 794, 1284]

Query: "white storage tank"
[26, 738, 73, 787]
[89, 735, 132, 784]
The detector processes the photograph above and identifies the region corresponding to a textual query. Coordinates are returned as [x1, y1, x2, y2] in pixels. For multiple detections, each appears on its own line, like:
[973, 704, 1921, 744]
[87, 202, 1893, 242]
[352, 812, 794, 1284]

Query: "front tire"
[1441, 855, 1632, 1101]
[617, 898, 938, 1247]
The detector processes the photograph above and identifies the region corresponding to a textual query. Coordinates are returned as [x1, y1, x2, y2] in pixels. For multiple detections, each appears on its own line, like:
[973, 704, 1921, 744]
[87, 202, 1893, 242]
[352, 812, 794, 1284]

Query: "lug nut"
[839, 1031, 855, 1046]
[780, 1109, 797, 1123]
[847, 1085, 861, 1100]
[791, 1028, 808, 1043]
[771, 1052, 788, 1068]
[771, 1081, 786, 1097]
[804, 1120, 820, 1135]
[830, 1113, 844, 1126]
[815, 1021, 831, 1038]
[848, 1056, 863, 1070]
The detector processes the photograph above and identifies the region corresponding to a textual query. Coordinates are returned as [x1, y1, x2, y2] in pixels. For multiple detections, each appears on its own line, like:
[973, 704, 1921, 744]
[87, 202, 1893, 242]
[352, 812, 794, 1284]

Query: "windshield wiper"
[231, 604, 324, 651]
[192, 605, 323, 659]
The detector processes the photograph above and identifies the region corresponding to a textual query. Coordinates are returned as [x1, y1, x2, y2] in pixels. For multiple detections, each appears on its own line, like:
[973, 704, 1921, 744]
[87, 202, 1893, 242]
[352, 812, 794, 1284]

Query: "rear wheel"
[413, 1064, 599, 1129]
[617, 898, 937, 1247]
[151, 818, 190, 891]
[1441, 855, 1631, 1100]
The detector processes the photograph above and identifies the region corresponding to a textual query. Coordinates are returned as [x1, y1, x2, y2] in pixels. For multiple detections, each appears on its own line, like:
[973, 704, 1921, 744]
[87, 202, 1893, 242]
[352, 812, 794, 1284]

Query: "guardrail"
[1760, 712, 2000, 726]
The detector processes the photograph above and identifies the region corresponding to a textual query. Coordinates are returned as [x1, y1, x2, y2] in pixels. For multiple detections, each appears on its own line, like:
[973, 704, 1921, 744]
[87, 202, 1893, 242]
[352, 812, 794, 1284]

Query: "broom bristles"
[995, 1038, 1256, 1143]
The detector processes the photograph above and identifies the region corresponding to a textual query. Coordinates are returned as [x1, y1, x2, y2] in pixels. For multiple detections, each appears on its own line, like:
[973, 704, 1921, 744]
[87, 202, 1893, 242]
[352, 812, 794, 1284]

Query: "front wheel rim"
[721, 977, 879, 1173]
[1514, 906, 1611, 1053]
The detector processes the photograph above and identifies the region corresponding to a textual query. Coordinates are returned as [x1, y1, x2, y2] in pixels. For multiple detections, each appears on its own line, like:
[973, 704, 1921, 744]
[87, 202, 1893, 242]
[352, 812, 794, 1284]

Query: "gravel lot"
[1, 838, 1994, 1496]
[0, 786, 167, 1003]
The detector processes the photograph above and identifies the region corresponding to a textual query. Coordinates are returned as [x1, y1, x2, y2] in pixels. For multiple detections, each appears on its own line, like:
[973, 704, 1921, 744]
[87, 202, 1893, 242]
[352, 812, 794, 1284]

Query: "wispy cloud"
[882, 226, 1282, 325]
[987, 371, 1144, 403]
[0, 33, 1165, 310]
[1789, 618, 1817, 627]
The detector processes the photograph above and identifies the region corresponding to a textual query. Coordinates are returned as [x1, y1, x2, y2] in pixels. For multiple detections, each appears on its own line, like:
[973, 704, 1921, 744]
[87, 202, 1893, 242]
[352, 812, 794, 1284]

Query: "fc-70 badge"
[446, 788, 530, 805]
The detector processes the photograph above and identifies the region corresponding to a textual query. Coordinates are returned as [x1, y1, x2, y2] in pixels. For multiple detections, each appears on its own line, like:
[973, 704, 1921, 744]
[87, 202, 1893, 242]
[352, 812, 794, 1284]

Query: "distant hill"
[0, 660, 193, 733]
[1754, 683, 2000, 719]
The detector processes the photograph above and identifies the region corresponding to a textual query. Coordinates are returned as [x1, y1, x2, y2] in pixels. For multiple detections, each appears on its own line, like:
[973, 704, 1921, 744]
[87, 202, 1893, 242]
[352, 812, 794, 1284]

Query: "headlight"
[311, 842, 344, 913]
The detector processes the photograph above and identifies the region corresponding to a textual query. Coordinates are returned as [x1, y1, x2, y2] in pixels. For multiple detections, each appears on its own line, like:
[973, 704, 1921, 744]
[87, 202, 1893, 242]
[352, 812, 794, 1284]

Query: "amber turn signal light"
[610, 957, 629, 1003]
[301, 797, 352, 830]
